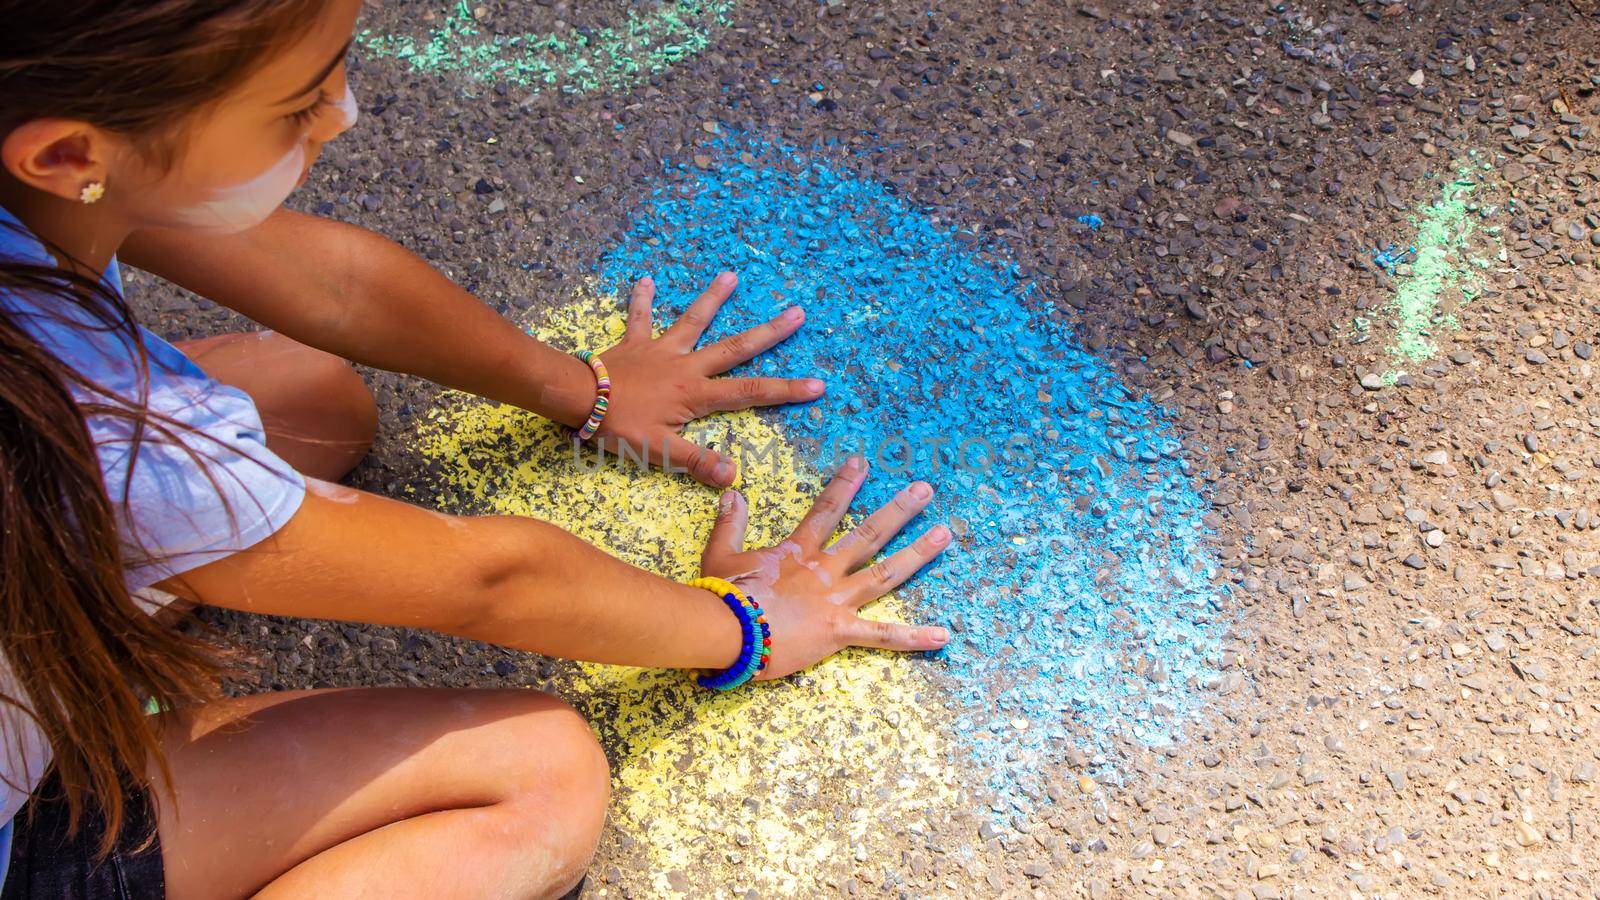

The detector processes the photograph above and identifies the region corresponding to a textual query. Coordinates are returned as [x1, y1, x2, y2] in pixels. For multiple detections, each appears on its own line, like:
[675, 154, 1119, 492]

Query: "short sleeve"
[0, 210, 305, 589]
[90, 378, 306, 590]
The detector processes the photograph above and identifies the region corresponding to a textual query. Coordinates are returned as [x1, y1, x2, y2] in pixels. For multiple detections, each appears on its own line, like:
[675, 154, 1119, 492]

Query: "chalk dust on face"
[329, 83, 359, 130]
[169, 142, 307, 234]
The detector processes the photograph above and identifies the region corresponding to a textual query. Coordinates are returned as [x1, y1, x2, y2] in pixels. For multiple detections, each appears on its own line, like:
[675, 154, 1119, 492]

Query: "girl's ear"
[1, 119, 111, 203]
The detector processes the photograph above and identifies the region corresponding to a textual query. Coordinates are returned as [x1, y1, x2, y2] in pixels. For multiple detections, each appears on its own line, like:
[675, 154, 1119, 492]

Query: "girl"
[0, 2, 953, 897]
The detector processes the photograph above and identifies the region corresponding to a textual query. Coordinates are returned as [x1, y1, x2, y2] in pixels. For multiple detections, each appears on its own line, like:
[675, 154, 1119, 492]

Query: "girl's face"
[118, 0, 364, 234]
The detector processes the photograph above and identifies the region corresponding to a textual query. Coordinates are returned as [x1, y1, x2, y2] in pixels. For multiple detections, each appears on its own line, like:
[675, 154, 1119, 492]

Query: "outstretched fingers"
[702, 376, 825, 414]
[844, 616, 951, 652]
[693, 306, 805, 373]
[825, 481, 934, 568]
[661, 434, 736, 488]
[624, 277, 656, 340]
[790, 456, 868, 549]
[663, 271, 738, 349]
[846, 524, 952, 609]
[701, 489, 749, 570]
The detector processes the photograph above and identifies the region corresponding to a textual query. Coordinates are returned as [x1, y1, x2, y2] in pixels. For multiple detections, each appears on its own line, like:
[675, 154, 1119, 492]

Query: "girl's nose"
[312, 83, 359, 143]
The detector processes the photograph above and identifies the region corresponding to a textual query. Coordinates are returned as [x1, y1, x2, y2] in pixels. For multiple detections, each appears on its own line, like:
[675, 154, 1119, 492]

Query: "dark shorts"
[1, 772, 164, 900]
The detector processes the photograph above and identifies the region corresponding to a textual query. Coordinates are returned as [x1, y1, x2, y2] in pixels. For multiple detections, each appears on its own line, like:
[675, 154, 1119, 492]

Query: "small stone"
[1407, 69, 1425, 87]
[1512, 659, 1549, 681]
[1359, 373, 1385, 390]
[1515, 820, 1542, 846]
[1077, 775, 1097, 794]
[1165, 129, 1196, 148]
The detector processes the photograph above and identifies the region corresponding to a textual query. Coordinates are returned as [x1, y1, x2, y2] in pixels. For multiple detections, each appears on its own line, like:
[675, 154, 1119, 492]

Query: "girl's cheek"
[168, 142, 306, 234]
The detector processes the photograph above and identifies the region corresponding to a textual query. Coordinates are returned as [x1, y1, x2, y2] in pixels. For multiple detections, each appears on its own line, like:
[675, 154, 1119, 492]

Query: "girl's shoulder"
[2, 204, 305, 591]
[1, 206, 201, 397]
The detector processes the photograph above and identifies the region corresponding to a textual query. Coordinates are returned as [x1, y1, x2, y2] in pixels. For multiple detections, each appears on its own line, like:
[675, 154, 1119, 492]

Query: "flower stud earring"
[79, 181, 105, 204]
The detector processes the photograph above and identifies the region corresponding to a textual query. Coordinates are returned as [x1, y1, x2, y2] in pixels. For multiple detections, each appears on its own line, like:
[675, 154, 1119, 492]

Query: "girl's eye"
[286, 92, 330, 127]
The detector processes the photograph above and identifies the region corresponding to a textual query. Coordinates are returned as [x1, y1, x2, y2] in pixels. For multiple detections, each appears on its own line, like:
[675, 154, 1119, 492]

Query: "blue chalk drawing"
[1370, 243, 1416, 275]
[597, 135, 1225, 804]
[1076, 214, 1104, 231]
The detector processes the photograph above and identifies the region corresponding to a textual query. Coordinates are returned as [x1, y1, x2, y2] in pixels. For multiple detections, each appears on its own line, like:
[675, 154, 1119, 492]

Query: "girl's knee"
[519, 694, 611, 813]
[291, 341, 377, 447]
[487, 694, 609, 894]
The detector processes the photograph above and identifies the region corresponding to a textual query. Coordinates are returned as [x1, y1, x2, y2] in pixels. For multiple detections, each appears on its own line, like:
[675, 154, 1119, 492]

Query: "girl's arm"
[120, 209, 823, 486]
[159, 462, 951, 677]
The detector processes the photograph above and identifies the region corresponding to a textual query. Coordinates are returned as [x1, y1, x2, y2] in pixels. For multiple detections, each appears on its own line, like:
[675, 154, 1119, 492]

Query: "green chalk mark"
[1377, 170, 1490, 373]
[358, 0, 734, 94]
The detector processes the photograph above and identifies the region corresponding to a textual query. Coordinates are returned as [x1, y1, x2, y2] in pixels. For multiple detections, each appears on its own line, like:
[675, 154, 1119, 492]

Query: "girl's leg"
[153, 688, 610, 900]
[176, 331, 378, 481]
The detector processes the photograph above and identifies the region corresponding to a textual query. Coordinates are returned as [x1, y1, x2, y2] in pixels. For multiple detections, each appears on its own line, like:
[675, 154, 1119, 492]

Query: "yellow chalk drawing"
[417, 289, 963, 896]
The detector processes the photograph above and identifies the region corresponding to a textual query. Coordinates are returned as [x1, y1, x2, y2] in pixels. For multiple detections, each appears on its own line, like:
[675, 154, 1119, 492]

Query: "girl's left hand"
[699, 456, 953, 680]
[594, 272, 824, 487]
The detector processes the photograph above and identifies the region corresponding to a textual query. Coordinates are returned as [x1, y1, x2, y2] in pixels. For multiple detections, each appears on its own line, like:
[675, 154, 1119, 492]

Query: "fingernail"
[926, 627, 950, 644]
[930, 524, 951, 543]
[719, 489, 737, 511]
[639, 275, 654, 285]
[805, 378, 825, 394]
[784, 306, 805, 322]
[845, 455, 866, 473]
[714, 460, 736, 483]
[716, 271, 737, 286]
[909, 482, 932, 500]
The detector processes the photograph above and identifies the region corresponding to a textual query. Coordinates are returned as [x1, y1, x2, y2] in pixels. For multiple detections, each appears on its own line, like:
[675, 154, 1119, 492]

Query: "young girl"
[0, 2, 953, 897]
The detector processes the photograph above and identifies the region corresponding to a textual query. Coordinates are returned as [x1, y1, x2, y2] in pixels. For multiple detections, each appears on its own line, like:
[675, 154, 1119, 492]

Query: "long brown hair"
[0, 0, 324, 852]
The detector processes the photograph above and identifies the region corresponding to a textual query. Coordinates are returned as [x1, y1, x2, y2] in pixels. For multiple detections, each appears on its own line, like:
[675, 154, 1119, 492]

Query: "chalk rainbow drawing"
[420, 135, 1225, 888]
[597, 135, 1224, 787]
[358, 0, 732, 94]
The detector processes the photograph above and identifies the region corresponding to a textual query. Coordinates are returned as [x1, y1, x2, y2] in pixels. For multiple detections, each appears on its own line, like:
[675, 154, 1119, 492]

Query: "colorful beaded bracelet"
[686, 576, 772, 690]
[573, 350, 612, 440]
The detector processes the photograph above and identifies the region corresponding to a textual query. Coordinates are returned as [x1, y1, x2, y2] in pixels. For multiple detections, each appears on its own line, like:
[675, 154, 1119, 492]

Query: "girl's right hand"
[698, 456, 953, 680]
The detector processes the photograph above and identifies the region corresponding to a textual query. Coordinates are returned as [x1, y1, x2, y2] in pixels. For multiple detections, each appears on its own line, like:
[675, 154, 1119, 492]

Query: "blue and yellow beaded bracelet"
[686, 576, 771, 690]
